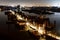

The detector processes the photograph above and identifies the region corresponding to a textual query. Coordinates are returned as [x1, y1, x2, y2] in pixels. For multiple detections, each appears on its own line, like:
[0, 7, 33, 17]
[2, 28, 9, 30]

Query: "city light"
[38, 26, 45, 35]
[2, 5, 60, 40]
[16, 15, 23, 20]
[26, 22, 30, 25]
[48, 33, 60, 40]
[17, 22, 25, 25]
[9, 10, 15, 15]
[12, 11, 60, 40]
[0, 0, 60, 40]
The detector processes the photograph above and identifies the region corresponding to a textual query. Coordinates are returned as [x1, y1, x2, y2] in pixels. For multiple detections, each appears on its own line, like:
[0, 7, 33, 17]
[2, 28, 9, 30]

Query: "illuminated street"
[4, 10, 60, 40]
[0, 0, 60, 40]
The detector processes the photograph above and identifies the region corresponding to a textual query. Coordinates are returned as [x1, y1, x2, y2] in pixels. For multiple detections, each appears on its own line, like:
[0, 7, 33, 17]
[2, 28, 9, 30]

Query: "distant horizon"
[0, 0, 60, 7]
[0, 4, 60, 7]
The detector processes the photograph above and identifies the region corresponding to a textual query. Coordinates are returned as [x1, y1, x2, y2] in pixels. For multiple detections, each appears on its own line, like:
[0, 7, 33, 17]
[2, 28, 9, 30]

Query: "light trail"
[9, 10, 60, 40]
[47, 33, 60, 40]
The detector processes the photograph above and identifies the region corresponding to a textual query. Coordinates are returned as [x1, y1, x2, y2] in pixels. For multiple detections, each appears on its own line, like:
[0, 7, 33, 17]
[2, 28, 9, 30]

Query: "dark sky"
[0, 0, 60, 6]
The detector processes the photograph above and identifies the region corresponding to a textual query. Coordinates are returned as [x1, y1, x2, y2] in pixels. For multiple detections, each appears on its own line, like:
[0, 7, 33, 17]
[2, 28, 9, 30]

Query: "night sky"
[0, 0, 60, 6]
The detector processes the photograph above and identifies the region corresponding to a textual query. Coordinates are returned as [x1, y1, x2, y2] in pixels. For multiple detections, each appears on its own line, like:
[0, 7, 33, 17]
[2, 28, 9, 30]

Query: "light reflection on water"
[0, 11, 60, 35]
[46, 13, 60, 35]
